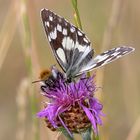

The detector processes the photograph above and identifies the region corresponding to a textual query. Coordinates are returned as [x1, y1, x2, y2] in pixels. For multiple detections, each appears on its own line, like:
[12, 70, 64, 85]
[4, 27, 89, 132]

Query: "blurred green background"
[0, 0, 139, 140]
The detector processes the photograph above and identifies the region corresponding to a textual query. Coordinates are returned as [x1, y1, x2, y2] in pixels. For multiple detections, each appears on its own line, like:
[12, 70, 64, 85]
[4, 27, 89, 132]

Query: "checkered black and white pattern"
[41, 8, 135, 79]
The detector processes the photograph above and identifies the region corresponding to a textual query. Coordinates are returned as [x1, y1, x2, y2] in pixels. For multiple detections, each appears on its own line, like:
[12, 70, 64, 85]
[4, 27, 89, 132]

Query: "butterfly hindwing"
[79, 46, 135, 74]
[41, 9, 93, 76]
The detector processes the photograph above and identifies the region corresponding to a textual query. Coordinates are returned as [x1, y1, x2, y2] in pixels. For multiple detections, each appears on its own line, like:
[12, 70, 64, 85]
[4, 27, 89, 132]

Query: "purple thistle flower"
[37, 68, 103, 137]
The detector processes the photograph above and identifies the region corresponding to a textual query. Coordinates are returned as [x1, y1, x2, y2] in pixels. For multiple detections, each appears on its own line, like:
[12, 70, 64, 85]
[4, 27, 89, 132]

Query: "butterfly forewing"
[41, 9, 93, 76]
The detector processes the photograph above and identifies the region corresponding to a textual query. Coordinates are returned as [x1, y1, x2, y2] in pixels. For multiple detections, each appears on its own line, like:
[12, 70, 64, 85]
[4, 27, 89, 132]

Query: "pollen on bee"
[39, 69, 51, 80]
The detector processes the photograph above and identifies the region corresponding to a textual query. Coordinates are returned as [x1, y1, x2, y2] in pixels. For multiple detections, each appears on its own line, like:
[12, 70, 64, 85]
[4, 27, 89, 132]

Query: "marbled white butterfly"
[41, 9, 135, 80]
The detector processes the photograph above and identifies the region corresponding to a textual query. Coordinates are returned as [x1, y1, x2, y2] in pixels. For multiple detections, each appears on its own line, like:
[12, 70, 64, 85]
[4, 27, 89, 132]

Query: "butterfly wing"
[78, 46, 135, 74]
[41, 9, 93, 77]
[41, 9, 135, 78]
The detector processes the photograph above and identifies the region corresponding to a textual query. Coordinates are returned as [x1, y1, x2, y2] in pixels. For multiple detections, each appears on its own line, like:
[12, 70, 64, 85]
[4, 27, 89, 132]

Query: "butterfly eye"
[39, 69, 51, 80]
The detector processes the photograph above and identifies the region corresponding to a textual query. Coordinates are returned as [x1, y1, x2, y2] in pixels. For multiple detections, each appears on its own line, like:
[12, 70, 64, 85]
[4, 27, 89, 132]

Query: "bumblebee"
[33, 66, 64, 92]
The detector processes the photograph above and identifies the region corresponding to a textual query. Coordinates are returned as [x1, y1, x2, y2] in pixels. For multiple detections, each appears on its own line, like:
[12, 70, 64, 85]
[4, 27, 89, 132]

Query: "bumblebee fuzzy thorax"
[39, 69, 51, 81]
[38, 66, 65, 92]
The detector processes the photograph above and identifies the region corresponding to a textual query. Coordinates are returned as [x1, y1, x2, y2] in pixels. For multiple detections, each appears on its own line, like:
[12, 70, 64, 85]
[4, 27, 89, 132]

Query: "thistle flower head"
[37, 68, 103, 137]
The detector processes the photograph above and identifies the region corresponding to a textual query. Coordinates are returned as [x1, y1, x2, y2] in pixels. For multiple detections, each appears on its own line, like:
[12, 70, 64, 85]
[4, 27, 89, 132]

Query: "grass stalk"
[126, 115, 140, 140]
[16, 78, 29, 140]
[0, 0, 20, 71]
[97, 0, 124, 94]
[101, 0, 123, 52]
[19, 0, 40, 140]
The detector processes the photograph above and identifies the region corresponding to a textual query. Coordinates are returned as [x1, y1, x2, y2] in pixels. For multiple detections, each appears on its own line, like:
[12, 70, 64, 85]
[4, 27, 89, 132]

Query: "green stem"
[96, 135, 100, 140]
[81, 127, 92, 140]
[58, 127, 74, 140]
[71, 1, 98, 140]
[71, 0, 90, 78]
[92, 133, 100, 140]
[71, 0, 82, 30]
